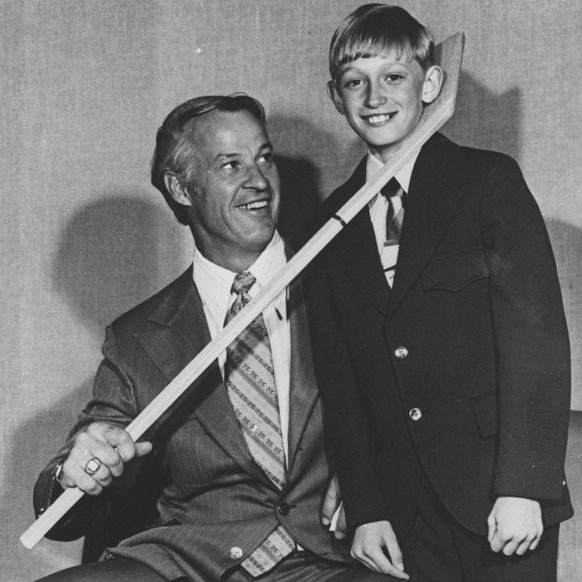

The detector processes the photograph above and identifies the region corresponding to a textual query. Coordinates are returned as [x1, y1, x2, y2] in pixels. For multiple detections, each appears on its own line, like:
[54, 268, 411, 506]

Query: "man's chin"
[238, 228, 276, 252]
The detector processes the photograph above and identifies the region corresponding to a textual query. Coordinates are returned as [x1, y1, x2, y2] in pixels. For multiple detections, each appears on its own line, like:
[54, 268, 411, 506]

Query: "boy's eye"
[386, 74, 404, 83]
[343, 78, 363, 89]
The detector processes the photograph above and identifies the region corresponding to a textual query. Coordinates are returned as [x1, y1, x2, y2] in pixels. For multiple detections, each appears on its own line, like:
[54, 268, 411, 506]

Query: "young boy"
[308, 4, 573, 581]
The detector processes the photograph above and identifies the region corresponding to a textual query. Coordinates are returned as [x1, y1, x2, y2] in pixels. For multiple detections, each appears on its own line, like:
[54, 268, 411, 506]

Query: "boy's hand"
[321, 474, 346, 539]
[351, 520, 409, 579]
[487, 496, 543, 555]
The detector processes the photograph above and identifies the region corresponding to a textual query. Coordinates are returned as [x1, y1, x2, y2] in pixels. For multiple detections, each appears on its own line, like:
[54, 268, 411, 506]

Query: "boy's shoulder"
[323, 133, 517, 208]
[301, 133, 524, 246]
[415, 132, 519, 178]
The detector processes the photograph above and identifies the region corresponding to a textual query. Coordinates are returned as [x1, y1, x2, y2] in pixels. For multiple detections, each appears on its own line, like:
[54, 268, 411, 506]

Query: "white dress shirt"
[192, 231, 291, 460]
[367, 151, 419, 287]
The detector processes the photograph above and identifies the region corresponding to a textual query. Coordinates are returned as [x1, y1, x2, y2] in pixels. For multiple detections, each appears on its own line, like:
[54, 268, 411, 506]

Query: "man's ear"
[327, 80, 346, 116]
[164, 172, 192, 207]
[421, 65, 444, 105]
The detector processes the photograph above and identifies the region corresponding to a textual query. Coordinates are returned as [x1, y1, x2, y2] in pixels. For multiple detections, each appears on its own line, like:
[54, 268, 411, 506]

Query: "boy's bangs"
[336, 35, 414, 70]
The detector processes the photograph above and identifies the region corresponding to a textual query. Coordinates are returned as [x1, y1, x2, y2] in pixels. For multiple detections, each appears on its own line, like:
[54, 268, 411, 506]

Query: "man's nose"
[243, 164, 269, 190]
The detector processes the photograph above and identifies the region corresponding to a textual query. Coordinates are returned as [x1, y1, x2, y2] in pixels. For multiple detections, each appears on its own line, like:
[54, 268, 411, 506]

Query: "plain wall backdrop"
[1, 1, 581, 579]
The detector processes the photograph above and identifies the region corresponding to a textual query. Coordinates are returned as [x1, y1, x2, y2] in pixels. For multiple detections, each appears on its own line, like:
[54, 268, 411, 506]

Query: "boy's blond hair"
[329, 4, 435, 82]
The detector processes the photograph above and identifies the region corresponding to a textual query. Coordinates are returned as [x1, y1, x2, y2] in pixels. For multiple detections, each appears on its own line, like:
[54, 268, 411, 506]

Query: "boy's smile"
[329, 53, 442, 163]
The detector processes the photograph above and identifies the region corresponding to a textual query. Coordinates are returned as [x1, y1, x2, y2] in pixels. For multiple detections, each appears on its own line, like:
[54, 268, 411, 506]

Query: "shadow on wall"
[7, 384, 90, 575]
[546, 219, 582, 395]
[276, 152, 321, 247]
[6, 192, 191, 577]
[441, 71, 522, 161]
[546, 219, 582, 292]
[52, 192, 190, 333]
[269, 113, 364, 204]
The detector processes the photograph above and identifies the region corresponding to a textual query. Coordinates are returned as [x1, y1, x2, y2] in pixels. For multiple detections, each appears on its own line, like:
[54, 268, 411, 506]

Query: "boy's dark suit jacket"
[306, 132, 573, 540]
[34, 266, 351, 581]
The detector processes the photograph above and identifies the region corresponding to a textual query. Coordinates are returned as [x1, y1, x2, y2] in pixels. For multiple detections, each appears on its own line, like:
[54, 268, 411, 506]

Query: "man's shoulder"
[110, 266, 195, 334]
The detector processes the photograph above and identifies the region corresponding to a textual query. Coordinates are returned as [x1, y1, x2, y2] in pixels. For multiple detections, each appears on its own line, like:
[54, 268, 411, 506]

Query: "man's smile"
[237, 199, 270, 211]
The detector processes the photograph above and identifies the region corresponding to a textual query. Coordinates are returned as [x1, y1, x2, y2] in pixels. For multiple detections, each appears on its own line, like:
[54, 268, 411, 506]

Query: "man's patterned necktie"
[224, 271, 295, 576]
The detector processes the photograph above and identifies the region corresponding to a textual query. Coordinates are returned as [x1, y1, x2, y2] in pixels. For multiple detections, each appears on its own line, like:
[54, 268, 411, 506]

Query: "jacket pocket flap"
[470, 391, 497, 439]
[422, 247, 488, 292]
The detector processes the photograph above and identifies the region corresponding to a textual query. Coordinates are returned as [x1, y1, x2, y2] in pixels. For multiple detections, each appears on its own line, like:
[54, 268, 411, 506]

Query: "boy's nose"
[364, 82, 387, 108]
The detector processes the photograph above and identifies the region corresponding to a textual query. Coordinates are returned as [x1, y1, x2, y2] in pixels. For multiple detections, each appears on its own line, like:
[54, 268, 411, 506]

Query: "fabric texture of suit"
[34, 266, 353, 581]
[305, 132, 573, 542]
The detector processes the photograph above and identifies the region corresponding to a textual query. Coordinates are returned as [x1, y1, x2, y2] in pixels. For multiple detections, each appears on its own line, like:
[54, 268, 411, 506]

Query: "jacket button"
[394, 346, 408, 359]
[278, 502, 290, 516]
[409, 408, 422, 421]
[229, 547, 243, 560]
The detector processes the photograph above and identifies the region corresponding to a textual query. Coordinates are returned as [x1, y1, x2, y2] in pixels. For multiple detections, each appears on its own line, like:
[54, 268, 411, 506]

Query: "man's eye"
[258, 152, 274, 164]
[386, 74, 403, 82]
[222, 161, 240, 169]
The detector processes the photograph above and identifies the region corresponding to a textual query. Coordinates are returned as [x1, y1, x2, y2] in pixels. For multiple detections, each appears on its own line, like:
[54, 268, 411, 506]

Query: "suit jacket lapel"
[286, 277, 320, 471]
[388, 134, 463, 319]
[135, 267, 271, 487]
[327, 158, 390, 315]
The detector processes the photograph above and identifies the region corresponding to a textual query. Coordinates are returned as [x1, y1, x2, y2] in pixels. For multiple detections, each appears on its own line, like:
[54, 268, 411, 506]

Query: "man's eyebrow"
[212, 141, 274, 163]
[214, 152, 240, 161]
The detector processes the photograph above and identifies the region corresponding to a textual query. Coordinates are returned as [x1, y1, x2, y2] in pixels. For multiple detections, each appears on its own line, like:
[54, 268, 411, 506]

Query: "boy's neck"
[367, 148, 420, 194]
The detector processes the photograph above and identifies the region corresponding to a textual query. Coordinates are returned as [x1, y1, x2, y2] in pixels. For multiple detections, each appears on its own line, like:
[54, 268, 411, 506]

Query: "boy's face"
[329, 52, 442, 163]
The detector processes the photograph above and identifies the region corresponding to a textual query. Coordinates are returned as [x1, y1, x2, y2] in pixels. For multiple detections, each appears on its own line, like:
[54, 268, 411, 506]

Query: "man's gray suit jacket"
[34, 266, 351, 581]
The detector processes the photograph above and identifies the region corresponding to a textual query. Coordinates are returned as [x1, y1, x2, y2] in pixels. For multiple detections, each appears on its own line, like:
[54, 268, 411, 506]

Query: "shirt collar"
[193, 230, 286, 304]
[245, 230, 286, 289]
[366, 149, 420, 194]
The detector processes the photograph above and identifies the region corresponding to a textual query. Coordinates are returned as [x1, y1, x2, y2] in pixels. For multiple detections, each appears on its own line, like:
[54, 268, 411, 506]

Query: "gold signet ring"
[84, 457, 102, 476]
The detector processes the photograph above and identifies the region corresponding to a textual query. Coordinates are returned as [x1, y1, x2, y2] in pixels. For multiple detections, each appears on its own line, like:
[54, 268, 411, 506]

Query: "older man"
[33, 95, 387, 582]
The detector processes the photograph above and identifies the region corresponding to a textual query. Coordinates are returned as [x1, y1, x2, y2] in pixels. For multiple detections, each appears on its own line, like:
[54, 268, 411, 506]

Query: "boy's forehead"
[337, 50, 417, 74]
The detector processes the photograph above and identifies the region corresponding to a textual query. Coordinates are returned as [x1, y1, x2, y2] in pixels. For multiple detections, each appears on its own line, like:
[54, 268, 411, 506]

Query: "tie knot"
[232, 271, 256, 296]
[381, 177, 402, 198]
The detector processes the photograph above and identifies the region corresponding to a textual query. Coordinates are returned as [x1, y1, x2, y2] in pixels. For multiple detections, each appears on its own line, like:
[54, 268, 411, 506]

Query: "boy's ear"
[421, 65, 444, 105]
[164, 172, 192, 207]
[327, 80, 346, 116]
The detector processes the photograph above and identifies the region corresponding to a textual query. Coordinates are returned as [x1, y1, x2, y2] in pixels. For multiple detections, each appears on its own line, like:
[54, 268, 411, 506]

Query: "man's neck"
[194, 231, 284, 277]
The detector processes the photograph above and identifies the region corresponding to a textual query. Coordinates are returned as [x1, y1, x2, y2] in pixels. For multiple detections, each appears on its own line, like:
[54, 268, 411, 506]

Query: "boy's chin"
[367, 138, 405, 159]
[357, 127, 401, 147]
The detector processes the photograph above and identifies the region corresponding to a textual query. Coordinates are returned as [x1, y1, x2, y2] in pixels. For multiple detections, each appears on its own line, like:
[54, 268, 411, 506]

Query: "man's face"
[184, 109, 280, 272]
[329, 53, 441, 163]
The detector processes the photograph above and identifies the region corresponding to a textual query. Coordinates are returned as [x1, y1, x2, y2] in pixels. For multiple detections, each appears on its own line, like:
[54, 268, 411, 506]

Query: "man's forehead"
[189, 109, 267, 145]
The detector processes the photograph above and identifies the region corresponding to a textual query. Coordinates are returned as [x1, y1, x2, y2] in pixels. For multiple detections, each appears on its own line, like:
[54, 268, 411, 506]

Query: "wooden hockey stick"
[21, 32, 464, 550]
